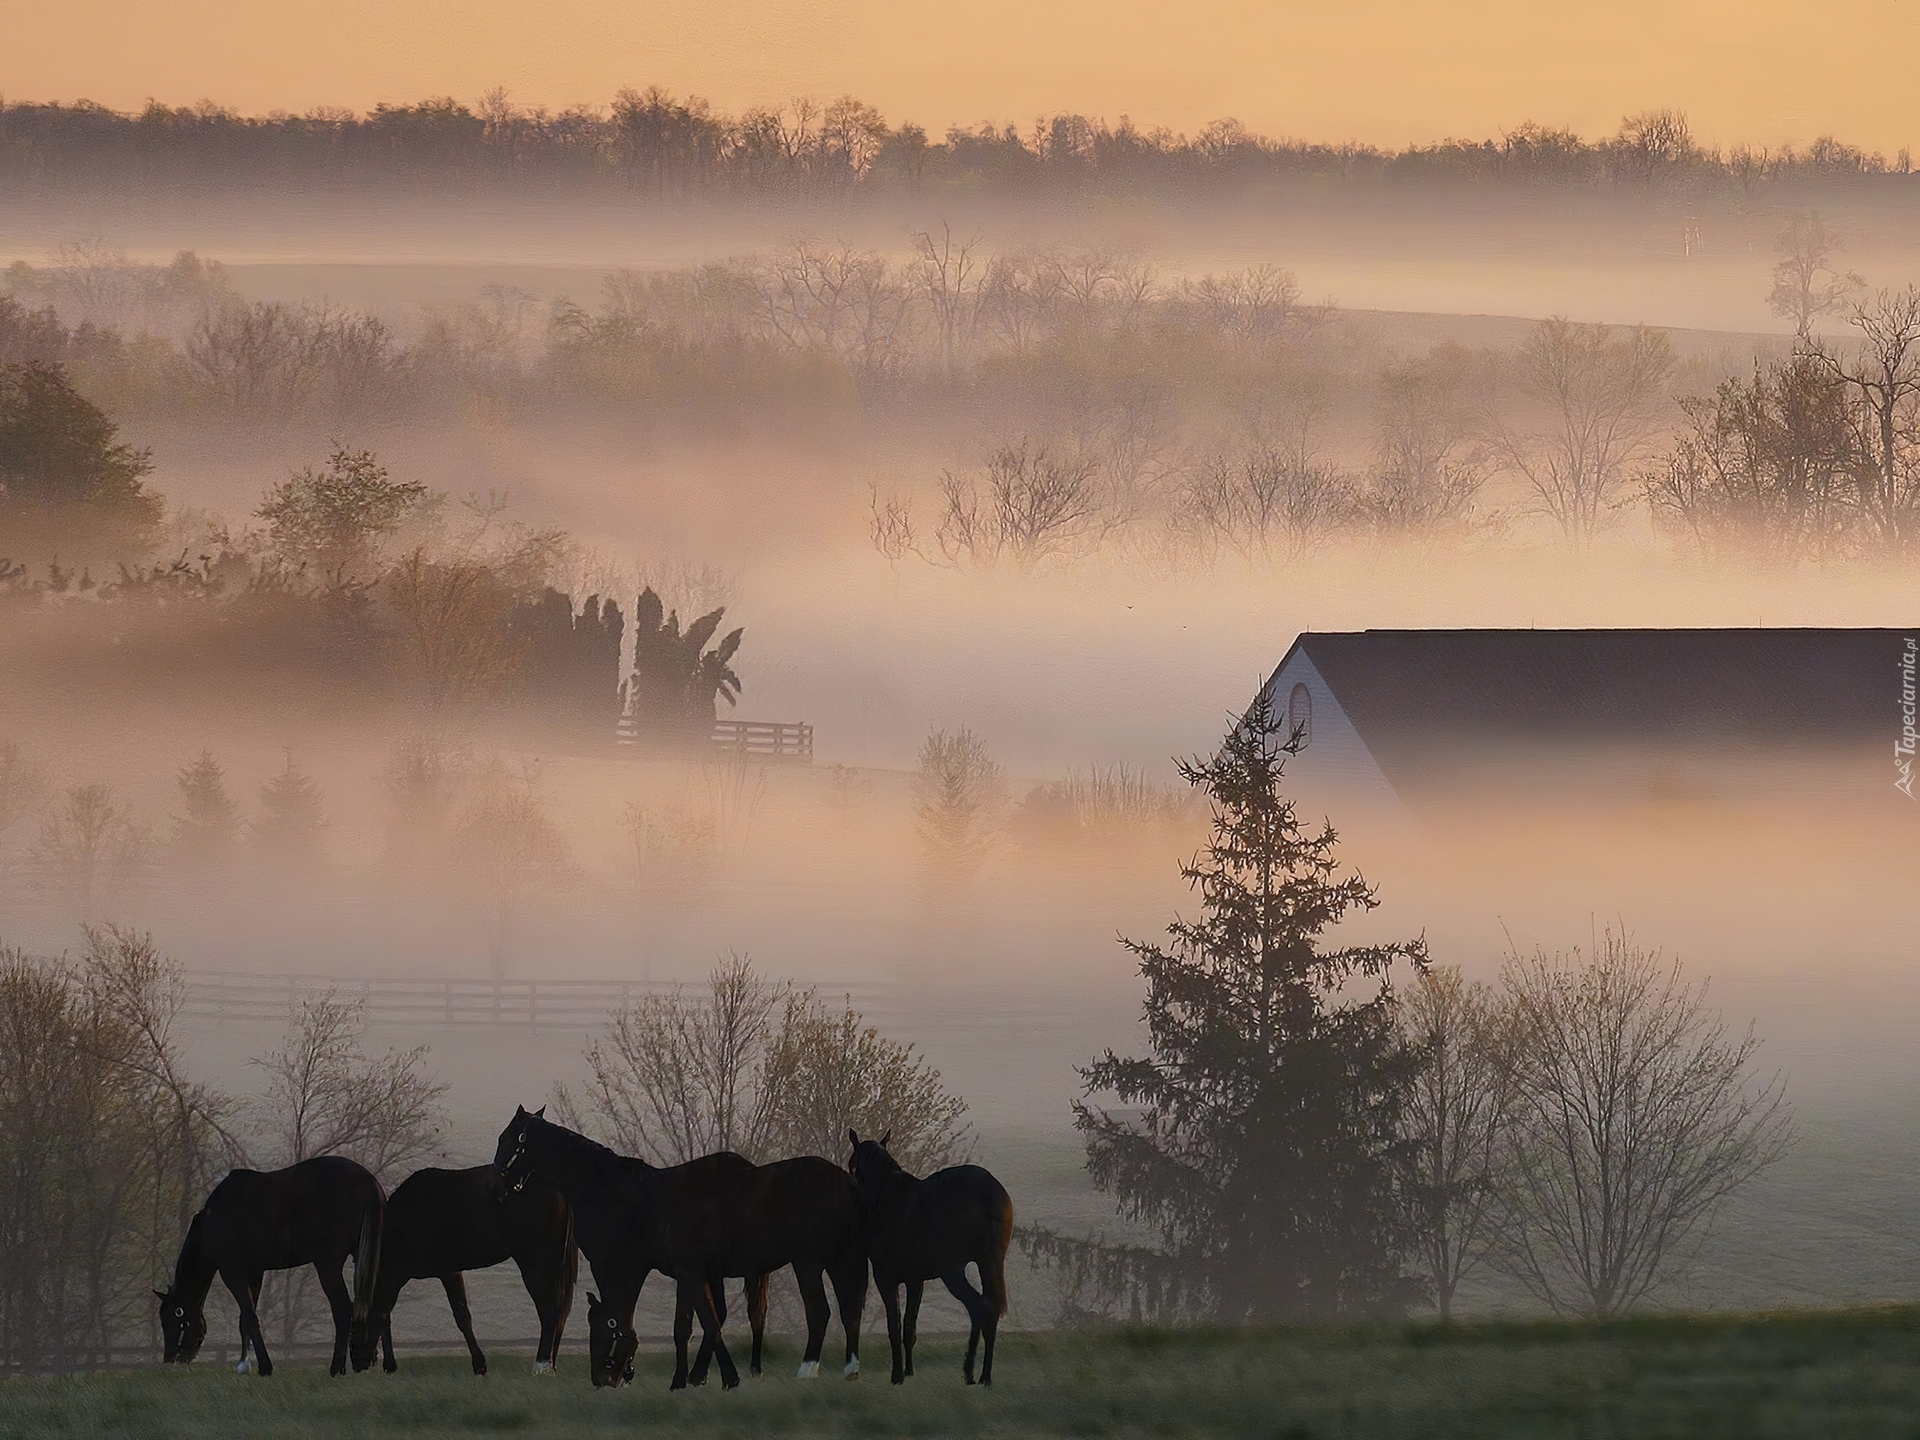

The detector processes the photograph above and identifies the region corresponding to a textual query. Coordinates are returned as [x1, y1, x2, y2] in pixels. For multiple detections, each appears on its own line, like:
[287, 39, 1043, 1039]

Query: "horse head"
[846, 1128, 898, 1189]
[155, 1286, 206, 1363]
[585, 1291, 638, 1388]
[494, 1104, 548, 1194]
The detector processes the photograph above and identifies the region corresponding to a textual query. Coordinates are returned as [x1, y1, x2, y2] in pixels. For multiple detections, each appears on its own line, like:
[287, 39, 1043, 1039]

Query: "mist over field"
[2, 92, 1918, 1364]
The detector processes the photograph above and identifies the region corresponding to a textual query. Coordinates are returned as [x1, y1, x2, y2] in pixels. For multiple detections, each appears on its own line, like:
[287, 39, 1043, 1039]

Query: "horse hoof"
[796, 1361, 820, 1380]
[722, 1376, 740, 1392]
[530, 1361, 553, 1376]
[844, 1356, 861, 1380]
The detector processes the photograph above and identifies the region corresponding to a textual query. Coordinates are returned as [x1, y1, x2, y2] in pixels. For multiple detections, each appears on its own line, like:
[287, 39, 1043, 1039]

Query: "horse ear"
[880, 1129, 892, 1148]
[848, 1128, 860, 1146]
[534, 1105, 547, 1118]
[153, 1288, 167, 1300]
[587, 1292, 599, 1306]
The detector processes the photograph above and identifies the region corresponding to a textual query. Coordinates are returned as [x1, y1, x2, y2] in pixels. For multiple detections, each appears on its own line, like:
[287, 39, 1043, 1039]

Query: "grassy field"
[6, 1308, 1920, 1439]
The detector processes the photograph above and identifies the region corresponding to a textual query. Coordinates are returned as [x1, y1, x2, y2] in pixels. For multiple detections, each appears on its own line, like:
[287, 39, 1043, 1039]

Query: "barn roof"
[1269, 627, 1913, 781]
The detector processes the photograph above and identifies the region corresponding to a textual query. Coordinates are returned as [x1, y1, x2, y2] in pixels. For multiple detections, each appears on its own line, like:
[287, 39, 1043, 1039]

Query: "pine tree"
[1074, 690, 1427, 1321]
[171, 750, 240, 869]
[253, 750, 328, 870]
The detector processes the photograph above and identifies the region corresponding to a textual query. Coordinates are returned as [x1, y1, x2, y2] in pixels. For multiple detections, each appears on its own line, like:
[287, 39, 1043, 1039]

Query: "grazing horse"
[847, 1130, 1012, 1387]
[584, 1275, 766, 1389]
[494, 1106, 866, 1390]
[349, 1165, 577, 1376]
[156, 1156, 384, 1378]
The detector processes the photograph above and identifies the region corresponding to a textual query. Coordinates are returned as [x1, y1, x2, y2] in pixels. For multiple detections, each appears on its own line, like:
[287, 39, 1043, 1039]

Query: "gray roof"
[1268, 627, 1913, 781]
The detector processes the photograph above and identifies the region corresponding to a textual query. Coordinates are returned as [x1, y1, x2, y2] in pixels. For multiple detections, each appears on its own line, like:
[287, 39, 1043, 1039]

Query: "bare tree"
[29, 783, 153, 917]
[936, 440, 1107, 570]
[560, 951, 782, 1165]
[1768, 212, 1864, 337]
[911, 223, 982, 372]
[1400, 966, 1514, 1320]
[1494, 930, 1792, 1317]
[248, 989, 448, 1344]
[1810, 287, 1920, 553]
[1364, 352, 1486, 533]
[1489, 319, 1674, 544]
[560, 951, 971, 1171]
[913, 727, 1004, 877]
[0, 739, 45, 838]
[1178, 445, 1360, 560]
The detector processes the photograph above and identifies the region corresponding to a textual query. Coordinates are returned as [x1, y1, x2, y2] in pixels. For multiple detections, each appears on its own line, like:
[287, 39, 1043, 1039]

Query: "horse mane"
[532, 1114, 648, 1185]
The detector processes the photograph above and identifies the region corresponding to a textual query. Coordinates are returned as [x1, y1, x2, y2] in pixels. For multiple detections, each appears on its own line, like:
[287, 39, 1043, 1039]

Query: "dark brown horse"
[157, 1156, 384, 1378]
[847, 1131, 1012, 1386]
[494, 1106, 866, 1389]
[349, 1165, 577, 1376]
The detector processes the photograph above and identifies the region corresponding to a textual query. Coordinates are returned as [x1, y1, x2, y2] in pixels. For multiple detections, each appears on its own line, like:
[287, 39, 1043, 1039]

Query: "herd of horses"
[153, 1108, 1015, 1391]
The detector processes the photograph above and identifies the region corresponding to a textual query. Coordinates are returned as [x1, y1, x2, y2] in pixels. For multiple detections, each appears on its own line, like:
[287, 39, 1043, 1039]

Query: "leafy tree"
[170, 750, 241, 869]
[253, 751, 328, 870]
[624, 586, 743, 737]
[255, 447, 426, 576]
[1073, 691, 1428, 1321]
[0, 361, 161, 559]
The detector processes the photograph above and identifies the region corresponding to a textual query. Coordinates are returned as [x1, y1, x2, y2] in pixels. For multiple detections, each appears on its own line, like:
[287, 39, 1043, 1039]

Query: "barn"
[1257, 627, 1917, 807]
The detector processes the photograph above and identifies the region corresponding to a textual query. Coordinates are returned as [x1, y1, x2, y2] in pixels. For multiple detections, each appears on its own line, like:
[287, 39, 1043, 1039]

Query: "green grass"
[7, 1308, 1920, 1439]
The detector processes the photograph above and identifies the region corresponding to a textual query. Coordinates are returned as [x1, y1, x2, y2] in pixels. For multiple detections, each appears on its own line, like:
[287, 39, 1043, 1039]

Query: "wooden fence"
[614, 716, 813, 761]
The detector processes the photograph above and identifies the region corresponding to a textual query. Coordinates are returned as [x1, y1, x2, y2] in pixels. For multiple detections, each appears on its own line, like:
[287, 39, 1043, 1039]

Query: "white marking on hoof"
[235, 1357, 250, 1374]
[796, 1360, 820, 1379]
[843, 1355, 861, 1379]
[532, 1360, 555, 1375]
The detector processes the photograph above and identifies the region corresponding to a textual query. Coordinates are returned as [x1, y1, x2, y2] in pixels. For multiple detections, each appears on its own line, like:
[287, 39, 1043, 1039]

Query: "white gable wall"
[1259, 649, 1402, 809]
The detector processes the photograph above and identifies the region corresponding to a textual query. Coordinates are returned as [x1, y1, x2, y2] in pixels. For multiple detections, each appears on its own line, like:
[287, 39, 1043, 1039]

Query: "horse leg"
[827, 1257, 867, 1379]
[940, 1268, 992, 1385]
[690, 1272, 739, 1390]
[441, 1273, 487, 1376]
[877, 1275, 906, 1386]
[315, 1259, 355, 1378]
[225, 1262, 270, 1377]
[902, 1279, 924, 1379]
[688, 1275, 728, 1387]
[514, 1254, 558, 1374]
[792, 1268, 829, 1378]
[748, 1273, 771, 1378]
[236, 1267, 265, 1373]
[382, 1314, 396, 1375]
[671, 1282, 695, 1390]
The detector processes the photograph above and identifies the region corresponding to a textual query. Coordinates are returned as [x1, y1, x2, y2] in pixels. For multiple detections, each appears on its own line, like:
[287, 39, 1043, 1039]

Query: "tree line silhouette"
[1, 97, 1909, 199]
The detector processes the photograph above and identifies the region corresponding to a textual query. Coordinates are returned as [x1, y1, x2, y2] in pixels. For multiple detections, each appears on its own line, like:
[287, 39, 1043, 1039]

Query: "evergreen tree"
[1074, 690, 1427, 1321]
[253, 750, 328, 869]
[170, 750, 240, 869]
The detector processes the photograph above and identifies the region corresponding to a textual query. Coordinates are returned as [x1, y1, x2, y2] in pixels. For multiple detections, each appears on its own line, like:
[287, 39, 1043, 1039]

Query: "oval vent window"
[1288, 683, 1312, 748]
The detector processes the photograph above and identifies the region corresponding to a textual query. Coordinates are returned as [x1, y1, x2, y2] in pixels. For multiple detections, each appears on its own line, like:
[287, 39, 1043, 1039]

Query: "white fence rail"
[181, 972, 667, 1028]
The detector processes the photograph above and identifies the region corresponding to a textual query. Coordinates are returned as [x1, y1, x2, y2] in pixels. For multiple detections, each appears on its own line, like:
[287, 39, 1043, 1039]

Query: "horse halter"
[503, 1130, 531, 1193]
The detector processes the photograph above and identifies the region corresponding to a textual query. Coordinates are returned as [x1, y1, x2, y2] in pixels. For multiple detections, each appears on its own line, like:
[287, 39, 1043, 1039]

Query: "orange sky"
[2, 0, 1912, 152]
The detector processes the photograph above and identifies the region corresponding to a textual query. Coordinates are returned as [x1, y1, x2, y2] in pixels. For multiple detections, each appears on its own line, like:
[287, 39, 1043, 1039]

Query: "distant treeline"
[0, 94, 1910, 200]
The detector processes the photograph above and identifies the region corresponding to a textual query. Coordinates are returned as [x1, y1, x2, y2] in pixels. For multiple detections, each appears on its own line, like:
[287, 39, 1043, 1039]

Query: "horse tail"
[985, 1192, 1013, 1319]
[352, 1187, 384, 1326]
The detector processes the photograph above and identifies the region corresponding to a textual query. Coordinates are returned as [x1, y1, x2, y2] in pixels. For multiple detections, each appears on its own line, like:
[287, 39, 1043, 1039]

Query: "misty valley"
[2, 86, 1919, 1438]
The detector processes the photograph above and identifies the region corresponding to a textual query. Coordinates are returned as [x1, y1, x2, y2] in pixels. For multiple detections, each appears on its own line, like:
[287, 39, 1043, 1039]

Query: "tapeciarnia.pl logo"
[1899, 636, 1917, 799]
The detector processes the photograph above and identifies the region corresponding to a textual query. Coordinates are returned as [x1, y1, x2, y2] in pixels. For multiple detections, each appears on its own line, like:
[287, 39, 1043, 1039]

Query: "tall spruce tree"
[253, 750, 328, 870]
[171, 750, 241, 869]
[1075, 690, 1428, 1321]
